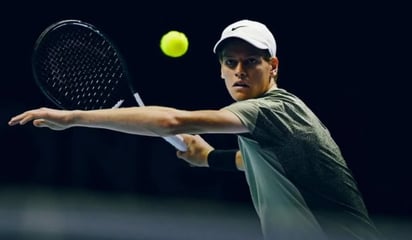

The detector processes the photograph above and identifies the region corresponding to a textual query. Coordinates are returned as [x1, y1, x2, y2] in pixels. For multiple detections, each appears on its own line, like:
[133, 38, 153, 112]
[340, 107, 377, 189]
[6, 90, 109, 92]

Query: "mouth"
[233, 81, 249, 88]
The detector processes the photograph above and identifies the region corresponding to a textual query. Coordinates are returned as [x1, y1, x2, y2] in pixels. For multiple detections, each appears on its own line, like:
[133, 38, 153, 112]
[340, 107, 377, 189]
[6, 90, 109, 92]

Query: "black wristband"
[207, 149, 238, 171]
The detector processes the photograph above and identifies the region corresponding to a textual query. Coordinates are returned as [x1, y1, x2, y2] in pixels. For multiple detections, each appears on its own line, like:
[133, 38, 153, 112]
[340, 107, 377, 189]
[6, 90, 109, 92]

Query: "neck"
[267, 82, 278, 92]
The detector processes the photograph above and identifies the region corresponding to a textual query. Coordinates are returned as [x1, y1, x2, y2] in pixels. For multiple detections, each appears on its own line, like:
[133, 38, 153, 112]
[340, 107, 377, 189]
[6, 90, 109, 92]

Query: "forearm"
[73, 106, 183, 136]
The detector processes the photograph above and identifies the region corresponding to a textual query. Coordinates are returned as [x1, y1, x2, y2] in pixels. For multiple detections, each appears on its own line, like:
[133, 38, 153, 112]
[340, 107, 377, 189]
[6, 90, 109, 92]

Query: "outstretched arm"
[8, 106, 248, 136]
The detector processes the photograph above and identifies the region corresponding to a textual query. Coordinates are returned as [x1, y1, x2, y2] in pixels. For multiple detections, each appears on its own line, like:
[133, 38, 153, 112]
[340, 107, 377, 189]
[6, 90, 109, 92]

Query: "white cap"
[213, 19, 277, 57]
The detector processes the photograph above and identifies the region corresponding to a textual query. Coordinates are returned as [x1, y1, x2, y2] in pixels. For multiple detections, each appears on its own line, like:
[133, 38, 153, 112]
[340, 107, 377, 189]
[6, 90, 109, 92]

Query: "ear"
[271, 57, 279, 72]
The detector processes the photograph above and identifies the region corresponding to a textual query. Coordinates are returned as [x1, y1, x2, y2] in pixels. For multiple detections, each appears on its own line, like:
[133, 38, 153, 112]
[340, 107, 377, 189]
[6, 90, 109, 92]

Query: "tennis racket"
[31, 19, 187, 151]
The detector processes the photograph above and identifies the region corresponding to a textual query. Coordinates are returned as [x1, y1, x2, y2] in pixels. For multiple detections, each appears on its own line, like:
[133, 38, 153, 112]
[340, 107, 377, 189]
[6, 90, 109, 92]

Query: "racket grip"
[162, 135, 187, 152]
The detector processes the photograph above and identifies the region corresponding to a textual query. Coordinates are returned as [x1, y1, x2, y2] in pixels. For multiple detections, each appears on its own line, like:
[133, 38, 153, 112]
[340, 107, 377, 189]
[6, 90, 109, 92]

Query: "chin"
[231, 93, 250, 101]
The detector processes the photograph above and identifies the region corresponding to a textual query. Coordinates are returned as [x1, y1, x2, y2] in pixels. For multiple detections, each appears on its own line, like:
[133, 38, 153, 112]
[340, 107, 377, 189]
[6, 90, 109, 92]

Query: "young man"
[9, 19, 381, 239]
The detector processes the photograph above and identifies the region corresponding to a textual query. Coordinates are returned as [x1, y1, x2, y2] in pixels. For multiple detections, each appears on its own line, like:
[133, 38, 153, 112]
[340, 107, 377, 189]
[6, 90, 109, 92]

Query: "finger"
[8, 117, 20, 126]
[176, 150, 188, 159]
[19, 114, 36, 125]
[179, 134, 189, 141]
[33, 119, 46, 127]
[35, 119, 64, 130]
[8, 113, 26, 125]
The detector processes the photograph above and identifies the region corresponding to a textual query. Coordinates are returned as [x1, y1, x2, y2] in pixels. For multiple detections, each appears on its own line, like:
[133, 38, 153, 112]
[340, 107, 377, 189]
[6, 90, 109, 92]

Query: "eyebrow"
[221, 53, 262, 57]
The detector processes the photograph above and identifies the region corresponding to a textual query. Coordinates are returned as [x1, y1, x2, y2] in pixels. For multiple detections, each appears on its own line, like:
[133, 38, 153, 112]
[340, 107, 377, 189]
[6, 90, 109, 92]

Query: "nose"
[234, 63, 246, 78]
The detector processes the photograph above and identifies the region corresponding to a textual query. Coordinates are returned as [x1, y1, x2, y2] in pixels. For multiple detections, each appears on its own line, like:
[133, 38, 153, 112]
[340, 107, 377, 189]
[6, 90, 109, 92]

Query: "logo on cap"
[231, 26, 247, 31]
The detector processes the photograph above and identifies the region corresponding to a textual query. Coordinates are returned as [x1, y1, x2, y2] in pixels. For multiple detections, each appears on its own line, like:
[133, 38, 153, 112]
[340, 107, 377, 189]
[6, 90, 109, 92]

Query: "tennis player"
[9, 19, 382, 240]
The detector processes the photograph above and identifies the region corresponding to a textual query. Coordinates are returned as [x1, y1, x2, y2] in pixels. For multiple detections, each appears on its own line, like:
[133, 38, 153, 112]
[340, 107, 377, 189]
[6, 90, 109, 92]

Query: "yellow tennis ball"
[160, 30, 189, 58]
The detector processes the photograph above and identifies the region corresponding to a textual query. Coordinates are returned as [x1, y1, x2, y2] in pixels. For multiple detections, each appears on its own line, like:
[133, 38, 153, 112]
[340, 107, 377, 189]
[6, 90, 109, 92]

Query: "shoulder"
[265, 88, 301, 102]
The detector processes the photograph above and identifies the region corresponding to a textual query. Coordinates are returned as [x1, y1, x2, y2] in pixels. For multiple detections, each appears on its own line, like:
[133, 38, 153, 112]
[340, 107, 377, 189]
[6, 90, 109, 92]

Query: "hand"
[8, 107, 75, 131]
[176, 134, 214, 167]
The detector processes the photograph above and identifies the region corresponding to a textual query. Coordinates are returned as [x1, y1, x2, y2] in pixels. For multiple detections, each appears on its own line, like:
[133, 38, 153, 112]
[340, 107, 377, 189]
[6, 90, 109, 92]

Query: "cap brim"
[213, 34, 268, 53]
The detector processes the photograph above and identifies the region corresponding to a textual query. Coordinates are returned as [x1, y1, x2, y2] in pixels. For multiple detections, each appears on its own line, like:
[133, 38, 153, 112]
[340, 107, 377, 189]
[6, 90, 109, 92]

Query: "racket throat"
[133, 93, 145, 106]
[112, 100, 124, 108]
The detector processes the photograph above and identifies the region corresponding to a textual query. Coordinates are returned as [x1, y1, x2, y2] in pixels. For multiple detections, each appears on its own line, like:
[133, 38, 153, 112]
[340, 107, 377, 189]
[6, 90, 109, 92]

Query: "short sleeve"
[224, 98, 293, 147]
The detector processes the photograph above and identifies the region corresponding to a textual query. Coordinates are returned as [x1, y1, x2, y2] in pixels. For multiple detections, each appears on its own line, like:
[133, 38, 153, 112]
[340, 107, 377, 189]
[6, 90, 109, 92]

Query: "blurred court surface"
[0, 187, 263, 240]
[1, 187, 411, 240]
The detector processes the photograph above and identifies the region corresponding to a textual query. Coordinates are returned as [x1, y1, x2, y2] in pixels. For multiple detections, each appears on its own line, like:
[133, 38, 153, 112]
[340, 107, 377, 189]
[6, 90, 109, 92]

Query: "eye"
[224, 59, 238, 68]
[244, 57, 259, 66]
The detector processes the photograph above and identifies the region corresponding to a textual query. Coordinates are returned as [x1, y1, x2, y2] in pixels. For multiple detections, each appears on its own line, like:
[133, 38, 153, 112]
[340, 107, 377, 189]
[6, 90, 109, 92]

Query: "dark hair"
[216, 39, 272, 62]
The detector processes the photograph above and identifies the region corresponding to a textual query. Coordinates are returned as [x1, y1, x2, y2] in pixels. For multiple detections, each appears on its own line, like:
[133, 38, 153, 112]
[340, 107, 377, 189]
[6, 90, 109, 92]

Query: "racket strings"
[34, 25, 128, 110]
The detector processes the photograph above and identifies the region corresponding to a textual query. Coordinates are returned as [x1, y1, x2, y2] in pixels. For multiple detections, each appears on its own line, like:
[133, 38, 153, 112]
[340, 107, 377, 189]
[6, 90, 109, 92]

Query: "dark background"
[0, 0, 410, 229]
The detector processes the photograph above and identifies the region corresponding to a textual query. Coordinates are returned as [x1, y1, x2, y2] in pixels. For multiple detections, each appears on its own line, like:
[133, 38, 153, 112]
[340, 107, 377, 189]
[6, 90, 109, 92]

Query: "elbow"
[157, 119, 181, 136]
[156, 111, 187, 136]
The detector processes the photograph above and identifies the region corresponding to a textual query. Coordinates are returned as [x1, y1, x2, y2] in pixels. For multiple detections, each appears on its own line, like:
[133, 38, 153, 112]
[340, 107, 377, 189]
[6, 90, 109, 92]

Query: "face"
[219, 39, 278, 101]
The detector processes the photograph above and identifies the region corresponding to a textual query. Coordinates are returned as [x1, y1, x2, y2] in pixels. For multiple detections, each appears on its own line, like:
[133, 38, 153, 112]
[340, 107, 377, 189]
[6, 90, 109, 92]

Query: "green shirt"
[225, 88, 380, 240]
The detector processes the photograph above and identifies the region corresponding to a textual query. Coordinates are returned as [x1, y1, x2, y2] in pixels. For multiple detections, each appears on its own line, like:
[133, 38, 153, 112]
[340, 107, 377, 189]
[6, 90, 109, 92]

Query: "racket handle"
[162, 135, 187, 151]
